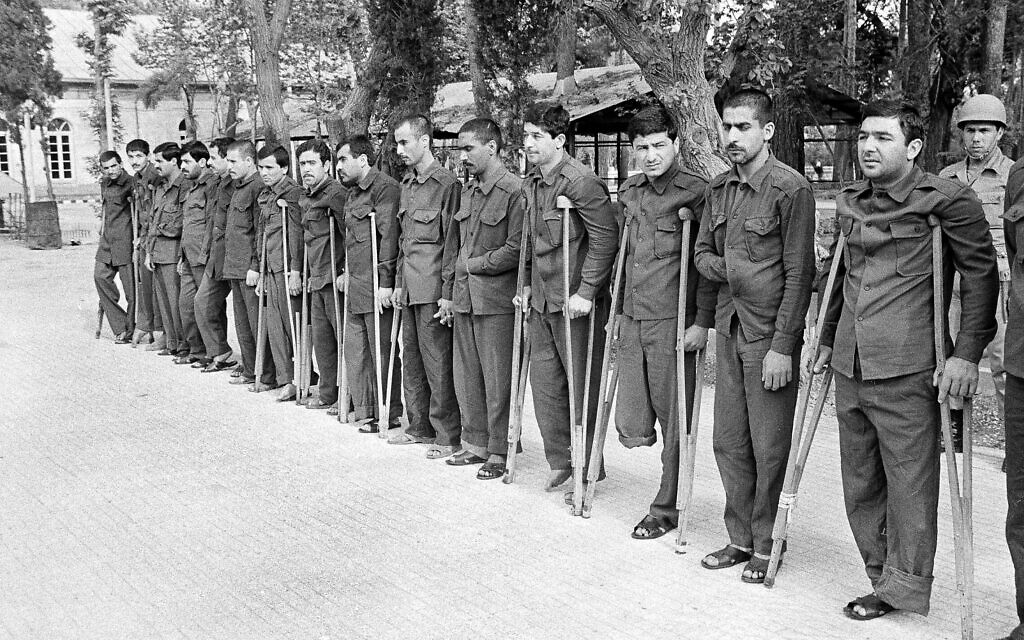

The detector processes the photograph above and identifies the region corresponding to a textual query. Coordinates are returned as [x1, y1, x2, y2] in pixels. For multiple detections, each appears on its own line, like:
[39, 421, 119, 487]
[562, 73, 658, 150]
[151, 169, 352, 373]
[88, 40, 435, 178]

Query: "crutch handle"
[555, 195, 573, 210]
[677, 206, 694, 221]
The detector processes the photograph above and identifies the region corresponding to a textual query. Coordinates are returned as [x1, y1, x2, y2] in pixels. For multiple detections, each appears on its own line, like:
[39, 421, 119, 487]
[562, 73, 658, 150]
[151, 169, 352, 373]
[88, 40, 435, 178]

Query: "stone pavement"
[0, 238, 1016, 640]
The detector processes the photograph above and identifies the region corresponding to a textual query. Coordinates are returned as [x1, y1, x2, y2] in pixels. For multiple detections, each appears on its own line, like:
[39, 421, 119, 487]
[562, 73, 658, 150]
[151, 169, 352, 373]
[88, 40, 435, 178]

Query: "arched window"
[0, 119, 9, 174]
[178, 119, 188, 144]
[47, 119, 73, 180]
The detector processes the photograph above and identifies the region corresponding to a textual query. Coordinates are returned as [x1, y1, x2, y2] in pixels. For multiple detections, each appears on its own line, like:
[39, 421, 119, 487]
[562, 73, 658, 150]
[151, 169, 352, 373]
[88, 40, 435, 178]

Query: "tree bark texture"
[553, 0, 578, 98]
[92, 20, 108, 151]
[244, 0, 292, 149]
[902, 0, 932, 106]
[326, 39, 386, 146]
[982, 0, 1008, 95]
[465, 0, 492, 116]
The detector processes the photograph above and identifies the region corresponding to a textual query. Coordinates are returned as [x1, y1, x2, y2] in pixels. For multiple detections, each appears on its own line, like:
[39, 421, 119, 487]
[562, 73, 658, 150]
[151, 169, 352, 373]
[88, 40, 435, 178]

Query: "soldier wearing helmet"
[939, 93, 1013, 452]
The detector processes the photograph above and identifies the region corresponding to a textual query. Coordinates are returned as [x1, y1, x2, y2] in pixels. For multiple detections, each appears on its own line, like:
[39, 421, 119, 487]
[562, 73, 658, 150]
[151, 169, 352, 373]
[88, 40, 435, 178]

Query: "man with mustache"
[694, 88, 816, 583]
[126, 138, 165, 348]
[145, 142, 187, 359]
[388, 114, 463, 460]
[95, 150, 135, 344]
[614, 106, 716, 538]
[813, 99, 997, 620]
[938, 93, 1013, 453]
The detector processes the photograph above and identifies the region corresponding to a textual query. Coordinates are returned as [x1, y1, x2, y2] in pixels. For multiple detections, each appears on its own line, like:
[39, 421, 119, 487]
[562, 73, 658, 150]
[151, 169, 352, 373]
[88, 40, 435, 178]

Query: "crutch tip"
[763, 577, 776, 589]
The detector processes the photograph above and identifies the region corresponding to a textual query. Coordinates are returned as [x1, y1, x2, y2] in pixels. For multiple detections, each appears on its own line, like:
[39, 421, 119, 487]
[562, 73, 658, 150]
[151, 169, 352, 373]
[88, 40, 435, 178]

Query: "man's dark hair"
[458, 118, 504, 151]
[627, 106, 677, 143]
[723, 89, 775, 127]
[523, 102, 571, 139]
[861, 99, 926, 149]
[396, 114, 433, 143]
[210, 136, 234, 158]
[257, 144, 290, 168]
[126, 139, 150, 155]
[296, 138, 333, 165]
[153, 142, 181, 165]
[99, 150, 122, 165]
[182, 140, 210, 163]
[339, 135, 376, 165]
[227, 140, 257, 162]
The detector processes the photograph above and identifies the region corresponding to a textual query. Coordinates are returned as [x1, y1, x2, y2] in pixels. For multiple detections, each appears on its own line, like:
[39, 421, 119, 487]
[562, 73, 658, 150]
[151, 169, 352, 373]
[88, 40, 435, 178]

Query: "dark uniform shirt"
[522, 151, 618, 313]
[618, 161, 716, 326]
[256, 175, 304, 274]
[97, 169, 134, 267]
[397, 160, 461, 306]
[300, 176, 348, 291]
[180, 168, 219, 267]
[146, 172, 186, 265]
[694, 154, 816, 355]
[1003, 157, 1024, 378]
[133, 163, 161, 240]
[205, 173, 235, 280]
[343, 167, 400, 315]
[223, 171, 265, 280]
[820, 165, 999, 380]
[443, 166, 524, 315]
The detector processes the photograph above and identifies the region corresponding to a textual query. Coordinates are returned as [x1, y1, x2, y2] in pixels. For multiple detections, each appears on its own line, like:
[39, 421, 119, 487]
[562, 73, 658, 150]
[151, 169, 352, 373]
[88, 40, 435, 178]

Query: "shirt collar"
[307, 175, 330, 197]
[644, 161, 680, 195]
[357, 166, 378, 191]
[269, 175, 295, 196]
[967, 148, 1009, 176]
[725, 153, 775, 192]
[235, 170, 257, 188]
[405, 159, 440, 185]
[472, 164, 504, 195]
[871, 165, 922, 204]
[528, 151, 571, 186]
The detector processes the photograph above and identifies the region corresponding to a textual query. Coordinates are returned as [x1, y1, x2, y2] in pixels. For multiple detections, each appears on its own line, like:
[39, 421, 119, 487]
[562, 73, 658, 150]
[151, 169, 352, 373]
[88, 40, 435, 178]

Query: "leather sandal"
[701, 544, 752, 570]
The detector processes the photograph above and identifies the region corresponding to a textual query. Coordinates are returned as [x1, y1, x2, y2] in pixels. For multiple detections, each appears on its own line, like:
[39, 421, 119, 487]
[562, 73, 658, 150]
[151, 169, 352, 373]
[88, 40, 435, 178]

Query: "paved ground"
[0, 237, 1017, 640]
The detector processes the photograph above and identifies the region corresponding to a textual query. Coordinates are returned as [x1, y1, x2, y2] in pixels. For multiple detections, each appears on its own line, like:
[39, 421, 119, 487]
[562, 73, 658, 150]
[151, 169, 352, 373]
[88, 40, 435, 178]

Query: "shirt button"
[865, 222, 872, 227]
[857, 316, 864, 322]
[634, 262, 639, 267]
[864, 285, 870, 291]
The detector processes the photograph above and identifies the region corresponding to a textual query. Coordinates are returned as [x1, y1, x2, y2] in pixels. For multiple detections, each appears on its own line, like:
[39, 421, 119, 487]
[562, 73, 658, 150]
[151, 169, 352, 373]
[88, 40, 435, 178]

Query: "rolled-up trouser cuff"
[875, 564, 933, 615]
[618, 432, 657, 449]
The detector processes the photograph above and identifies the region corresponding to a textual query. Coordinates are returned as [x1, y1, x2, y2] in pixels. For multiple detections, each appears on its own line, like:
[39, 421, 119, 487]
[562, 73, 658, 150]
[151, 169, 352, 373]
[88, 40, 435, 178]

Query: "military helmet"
[956, 94, 1007, 128]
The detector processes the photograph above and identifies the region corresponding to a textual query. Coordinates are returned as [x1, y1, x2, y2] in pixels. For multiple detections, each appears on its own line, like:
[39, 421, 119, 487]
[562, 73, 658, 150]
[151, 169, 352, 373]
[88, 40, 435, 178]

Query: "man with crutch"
[600, 106, 715, 539]
[335, 135, 403, 433]
[519, 101, 618, 495]
[297, 140, 349, 414]
[693, 88, 816, 583]
[389, 114, 463, 459]
[94, 150, 136, 344]
[812, 99, 997, 621]
[443, 117, 524, 477]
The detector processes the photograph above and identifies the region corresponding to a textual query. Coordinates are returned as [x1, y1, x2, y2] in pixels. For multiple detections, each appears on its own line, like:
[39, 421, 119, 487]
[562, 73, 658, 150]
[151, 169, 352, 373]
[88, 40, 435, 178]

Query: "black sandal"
[741, 555, 774, 584]
[701, 545, 752, 570]
[843, 594, 895, 621]
[631, 515, 675, 540]
[476, 461, 506, 480]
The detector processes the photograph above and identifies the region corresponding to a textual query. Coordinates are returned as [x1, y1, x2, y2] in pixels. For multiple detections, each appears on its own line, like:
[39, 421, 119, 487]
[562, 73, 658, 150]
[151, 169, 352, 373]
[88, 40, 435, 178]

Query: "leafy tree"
[242, 0, 293, 147]
[75, 0, 133, 153]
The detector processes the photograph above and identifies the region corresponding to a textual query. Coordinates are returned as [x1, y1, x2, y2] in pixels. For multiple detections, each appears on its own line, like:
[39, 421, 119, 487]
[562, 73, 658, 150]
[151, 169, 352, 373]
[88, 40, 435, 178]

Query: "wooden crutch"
[555, 196, 585, 515]
[279, 201, 299, 388]
[672, 207, 696, 550]
[763, 231, 847, 586]
[96, 205, 107, 338]
[581, 212, 629, 516]
[675, 348, 707, 552]
[338, 252, 351, 423]
[253, 227, 270, 393]
[380, 306, 401, 439]
[929, 215, 973, 640]
[131, 199, 140, 335]
[504, 200, 532, 484]
[329, 216, 345, 422]
[298, 247, 313, 402]
[369, 210, 387, 434]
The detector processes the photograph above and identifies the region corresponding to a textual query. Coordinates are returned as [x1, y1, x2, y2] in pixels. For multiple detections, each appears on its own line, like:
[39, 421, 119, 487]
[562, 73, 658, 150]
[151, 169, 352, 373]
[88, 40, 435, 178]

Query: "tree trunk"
[982, 0, 1008, 95]
[92, 21, 109, 149]
[587, 0, 728, 179]
[832, 0, 857, 182]
[465, 0, 492, 117]
[326, 39, 387, 146]
[37, 123, 55, 201]
[902, 0, 932, 106]
[14, 131, 31, 206]
[183, 86, 198, 141]
[772, 95, 804, 174]
[244, 0, 292, 149]
[552, 0, 578, 98]
[224, 95, 239, 137]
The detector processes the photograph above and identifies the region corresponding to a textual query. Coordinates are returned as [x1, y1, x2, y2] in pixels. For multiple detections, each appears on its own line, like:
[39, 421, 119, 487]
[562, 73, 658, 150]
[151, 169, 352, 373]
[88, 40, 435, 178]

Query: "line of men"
[92, 89, 1020, 629]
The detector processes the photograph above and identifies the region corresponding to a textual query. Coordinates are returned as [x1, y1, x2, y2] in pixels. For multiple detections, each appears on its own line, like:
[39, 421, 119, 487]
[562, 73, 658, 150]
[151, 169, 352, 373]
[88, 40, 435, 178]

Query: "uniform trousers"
[834, 365, 939, 615]
[152, 263, 183, 353]
[195, 275, 232, 359]
[712, 320, 799, 557]
[403, 303, 460, 447]
[311, 284, 341, 407]
[454, 312, 513, 457]
[1006, 373, 1024, 636]
[345, 307, 402, 423]
[94, 260, 135, 336]
[528, 298, 608, 474]
[614, 315, 697, 526]
[178, 257, 206, 358]
[231, 279, 275, 385]
[264, 271, 297, 386]
[137, 249, 163, 333]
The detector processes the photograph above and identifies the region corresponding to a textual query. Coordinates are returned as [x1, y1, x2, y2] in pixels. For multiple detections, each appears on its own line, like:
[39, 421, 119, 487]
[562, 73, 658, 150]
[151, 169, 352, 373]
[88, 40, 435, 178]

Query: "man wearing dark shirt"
[614, 107, 716, 539]
[814, 100, 998, 619]
[389, 114, 462, 459]
[126, 138, 164, 348]
[145, 142, 187, 358]
[336, 135, 402, 432]
[443, 118, 524, 477]
[95, 150, 135, 343]
[517, 102, 618, 492]
[694, 89, 816, 583]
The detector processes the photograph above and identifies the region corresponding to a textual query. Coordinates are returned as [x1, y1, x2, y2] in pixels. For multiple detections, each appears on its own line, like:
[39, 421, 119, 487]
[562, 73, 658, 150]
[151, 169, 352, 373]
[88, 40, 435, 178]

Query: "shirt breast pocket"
[409, 208, 442, 243]
[889, 218, 931, 276]
[347, 207, 370, 244]
[653, 214, 682, 259]
[542, 209, 579, 247]
[742, 215, 781, 263]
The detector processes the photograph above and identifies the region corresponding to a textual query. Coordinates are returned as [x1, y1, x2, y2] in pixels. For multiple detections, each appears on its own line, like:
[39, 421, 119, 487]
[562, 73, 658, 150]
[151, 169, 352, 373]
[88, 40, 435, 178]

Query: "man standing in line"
[1000, 146, 1024, 640]
[194, 137, 238, 373]
[95, 150, 136, 344]
[938, 93, 1014, 451]
[297, 139, 348, 414]
[613, 106, 716, 539]
[388, 114, 463, 459]
[254, 144, 304, 400]
[336, 135, 403, 432]
[517, 102, 618, 492]
[813, 99, 997, 619]
[145, 142, 187, 359]
[223, 140, 275, 388]
[693, 89, 816, 583]
[126, 138, 164, 348]
[176, 140, 219, 366]
[443, 118, 524, 477]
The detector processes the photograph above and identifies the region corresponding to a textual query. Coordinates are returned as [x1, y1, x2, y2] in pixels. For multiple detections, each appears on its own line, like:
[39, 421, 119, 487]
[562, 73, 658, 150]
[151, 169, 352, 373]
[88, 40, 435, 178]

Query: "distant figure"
[814, 161, 824, 181]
